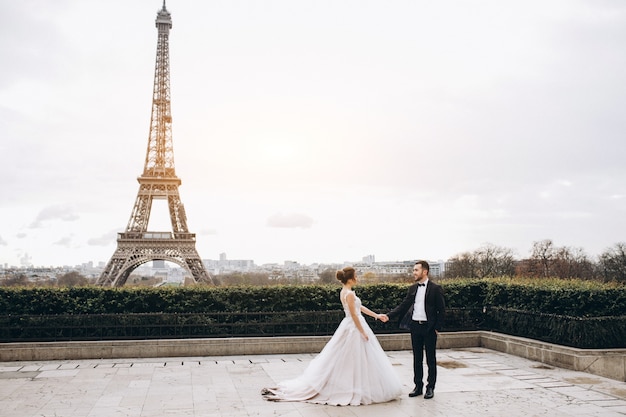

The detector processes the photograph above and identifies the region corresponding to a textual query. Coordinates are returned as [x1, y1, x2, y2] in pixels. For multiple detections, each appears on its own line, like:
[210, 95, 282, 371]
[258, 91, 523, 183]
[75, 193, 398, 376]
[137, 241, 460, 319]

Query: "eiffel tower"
[97, 1, 213, 286]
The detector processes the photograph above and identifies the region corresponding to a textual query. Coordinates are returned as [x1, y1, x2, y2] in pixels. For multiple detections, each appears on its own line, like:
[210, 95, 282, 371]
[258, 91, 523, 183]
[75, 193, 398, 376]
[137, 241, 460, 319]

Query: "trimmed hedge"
[481, 277, 626, 316]
[1, 279, 624, 348]
[485, 307, 626, 349]
[0, 284, 409, 315]
[1, 279, 624, 317]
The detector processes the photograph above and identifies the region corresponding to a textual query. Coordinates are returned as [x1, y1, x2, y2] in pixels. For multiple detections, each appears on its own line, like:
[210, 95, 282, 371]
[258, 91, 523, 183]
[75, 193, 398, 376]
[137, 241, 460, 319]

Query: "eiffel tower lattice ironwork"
[97, 2, 213, 286]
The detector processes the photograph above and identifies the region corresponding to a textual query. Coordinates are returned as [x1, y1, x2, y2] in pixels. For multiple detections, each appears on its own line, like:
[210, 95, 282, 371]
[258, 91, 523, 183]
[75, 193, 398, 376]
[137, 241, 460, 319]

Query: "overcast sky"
[1, 0, 625, 268]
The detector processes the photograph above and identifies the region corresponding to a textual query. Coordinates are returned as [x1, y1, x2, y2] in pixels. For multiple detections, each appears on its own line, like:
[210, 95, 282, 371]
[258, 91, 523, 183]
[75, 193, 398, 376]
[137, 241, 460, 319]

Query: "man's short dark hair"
[415, 260, 430, 272]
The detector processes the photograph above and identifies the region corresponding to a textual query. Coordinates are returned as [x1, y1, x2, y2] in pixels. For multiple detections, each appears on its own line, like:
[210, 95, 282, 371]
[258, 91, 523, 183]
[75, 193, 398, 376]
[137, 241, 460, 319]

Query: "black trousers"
[410, 321, 438, 389]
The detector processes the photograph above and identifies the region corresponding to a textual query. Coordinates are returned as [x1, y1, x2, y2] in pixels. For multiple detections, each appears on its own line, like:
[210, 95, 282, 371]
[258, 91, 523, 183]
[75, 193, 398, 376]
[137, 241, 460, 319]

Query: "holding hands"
[376, 314, 390, 323]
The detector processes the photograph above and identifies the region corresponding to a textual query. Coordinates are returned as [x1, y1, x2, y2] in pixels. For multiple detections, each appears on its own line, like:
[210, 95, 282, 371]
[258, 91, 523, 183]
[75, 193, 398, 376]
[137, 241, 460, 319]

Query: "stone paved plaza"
[0, 347, 625, 417]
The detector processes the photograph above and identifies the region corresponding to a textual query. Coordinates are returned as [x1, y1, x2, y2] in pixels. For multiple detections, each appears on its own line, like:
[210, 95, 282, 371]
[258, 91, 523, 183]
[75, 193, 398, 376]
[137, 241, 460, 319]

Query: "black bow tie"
[417, 283, 425, 287]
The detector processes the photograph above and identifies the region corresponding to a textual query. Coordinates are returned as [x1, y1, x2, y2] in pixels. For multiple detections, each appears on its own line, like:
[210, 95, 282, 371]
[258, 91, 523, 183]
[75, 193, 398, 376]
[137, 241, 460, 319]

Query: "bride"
[261, 266, 403, 406]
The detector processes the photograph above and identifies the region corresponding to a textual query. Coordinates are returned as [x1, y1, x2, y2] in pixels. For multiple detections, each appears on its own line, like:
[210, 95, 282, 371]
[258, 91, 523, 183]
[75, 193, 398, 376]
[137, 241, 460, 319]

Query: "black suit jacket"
[387, 280, 445, 332]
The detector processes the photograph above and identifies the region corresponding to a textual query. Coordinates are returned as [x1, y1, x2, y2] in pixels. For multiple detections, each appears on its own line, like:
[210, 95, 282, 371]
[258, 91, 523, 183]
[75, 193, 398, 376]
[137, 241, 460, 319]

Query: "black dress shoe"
[408, 387, 423, 397]
[424, 387, 434, 399]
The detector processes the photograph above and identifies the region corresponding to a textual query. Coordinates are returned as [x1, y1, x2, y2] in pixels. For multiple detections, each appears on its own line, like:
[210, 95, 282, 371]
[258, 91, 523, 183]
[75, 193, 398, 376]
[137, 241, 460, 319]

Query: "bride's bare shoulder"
[340, 289, 355, 302]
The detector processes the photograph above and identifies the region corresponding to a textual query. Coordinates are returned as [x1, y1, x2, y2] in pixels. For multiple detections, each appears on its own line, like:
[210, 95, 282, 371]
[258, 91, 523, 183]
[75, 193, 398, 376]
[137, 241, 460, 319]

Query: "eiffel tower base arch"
[97, 233, 213, 287]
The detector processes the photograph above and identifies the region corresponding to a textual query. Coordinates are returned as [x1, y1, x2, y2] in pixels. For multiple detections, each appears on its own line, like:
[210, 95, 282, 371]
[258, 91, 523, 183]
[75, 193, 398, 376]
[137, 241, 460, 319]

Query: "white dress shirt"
[411, 279, 429, 321]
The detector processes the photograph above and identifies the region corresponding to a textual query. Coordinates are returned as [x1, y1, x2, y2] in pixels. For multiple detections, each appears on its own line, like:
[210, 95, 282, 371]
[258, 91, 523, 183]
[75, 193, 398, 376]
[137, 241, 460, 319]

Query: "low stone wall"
[1, 331, 624, 382]
[478, 331, 626, 382]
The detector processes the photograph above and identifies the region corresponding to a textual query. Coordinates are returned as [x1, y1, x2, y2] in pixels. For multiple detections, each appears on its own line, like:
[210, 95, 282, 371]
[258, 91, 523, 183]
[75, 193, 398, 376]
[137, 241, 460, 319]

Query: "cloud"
[199, 228, 218, 236]
[0, 235, 6, 246]
[16, 233, 27, 239]
[87, 230, 119, 246]
[53, 236, 73, 248]
[266, 213, 314, 229]
[29, 205, 79, 228]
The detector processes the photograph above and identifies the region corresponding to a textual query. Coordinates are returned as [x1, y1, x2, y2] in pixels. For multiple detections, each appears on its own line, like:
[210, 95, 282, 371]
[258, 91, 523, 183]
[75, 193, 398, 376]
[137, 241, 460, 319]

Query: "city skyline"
[1, 1, 625, 269]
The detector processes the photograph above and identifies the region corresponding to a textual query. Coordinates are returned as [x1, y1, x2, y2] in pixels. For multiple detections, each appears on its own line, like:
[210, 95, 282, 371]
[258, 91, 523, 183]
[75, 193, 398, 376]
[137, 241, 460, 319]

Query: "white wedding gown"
[262, 292, 403, 406]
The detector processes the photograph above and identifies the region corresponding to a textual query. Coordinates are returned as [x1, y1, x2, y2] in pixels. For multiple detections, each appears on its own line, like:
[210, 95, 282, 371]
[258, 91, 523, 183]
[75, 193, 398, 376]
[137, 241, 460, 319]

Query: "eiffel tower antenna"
[97, 2, 213, 286]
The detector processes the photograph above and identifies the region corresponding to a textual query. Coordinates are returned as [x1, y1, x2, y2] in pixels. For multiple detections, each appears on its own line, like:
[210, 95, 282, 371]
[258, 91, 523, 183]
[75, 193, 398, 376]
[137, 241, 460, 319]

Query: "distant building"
[353, 260, 413, 276]
[2, 254, 450, 284]
[362, 255, 375, 265]
[351, 258, 447, 278]
[284, 261, 299, 270]
[203, 253, 255, 274]
[428, 260, 446, 278]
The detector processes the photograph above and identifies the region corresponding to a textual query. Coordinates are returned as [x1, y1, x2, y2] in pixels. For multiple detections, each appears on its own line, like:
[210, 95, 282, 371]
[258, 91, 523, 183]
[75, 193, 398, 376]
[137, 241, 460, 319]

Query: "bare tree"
[446, 244, 515, 278]
[57, 271, 89, 287]
[385, 273, 413, 283]
[521, 240, 596, 279]
[445, 251, 476, 278]
[473, 244, 516, 277]
[0, 273, 30, 287]
[317, 269, 336, 284]
[599, 242, 626, 283]
[527, 239, 556, 277]
[219, 272, 272, 286]
[552, 246, 595, 279]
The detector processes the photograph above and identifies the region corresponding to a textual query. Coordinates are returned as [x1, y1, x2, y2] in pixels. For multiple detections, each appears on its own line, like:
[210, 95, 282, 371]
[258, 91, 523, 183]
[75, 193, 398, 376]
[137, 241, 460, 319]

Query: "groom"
[380, 261, 445, 399]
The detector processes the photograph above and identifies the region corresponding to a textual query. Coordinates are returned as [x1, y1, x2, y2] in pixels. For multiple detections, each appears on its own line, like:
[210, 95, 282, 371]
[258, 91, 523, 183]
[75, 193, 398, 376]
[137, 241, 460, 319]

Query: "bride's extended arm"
[346, 292, 368, 341]
[360, 305, 382, 321]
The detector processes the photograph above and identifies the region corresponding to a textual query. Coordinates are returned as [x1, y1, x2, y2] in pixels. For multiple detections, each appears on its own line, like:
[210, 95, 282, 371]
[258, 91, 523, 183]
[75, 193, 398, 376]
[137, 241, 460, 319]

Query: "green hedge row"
[1, 279, 624, 317]
[0, 311, 348, 341]
[480, 278, 626, 316]
[485, 307, 626, 349]
[1, 279, 624, 348]
[0, 284, 407, 315]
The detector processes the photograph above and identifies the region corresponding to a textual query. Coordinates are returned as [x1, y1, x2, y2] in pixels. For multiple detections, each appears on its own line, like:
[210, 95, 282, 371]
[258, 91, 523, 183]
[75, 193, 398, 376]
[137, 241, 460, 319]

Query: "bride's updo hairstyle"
[336, 266, 356, 284]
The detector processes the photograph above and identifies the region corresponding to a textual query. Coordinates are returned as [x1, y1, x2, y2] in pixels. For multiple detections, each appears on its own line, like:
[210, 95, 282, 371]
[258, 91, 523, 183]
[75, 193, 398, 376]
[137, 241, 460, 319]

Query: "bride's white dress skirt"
[262, 295, 403, 406]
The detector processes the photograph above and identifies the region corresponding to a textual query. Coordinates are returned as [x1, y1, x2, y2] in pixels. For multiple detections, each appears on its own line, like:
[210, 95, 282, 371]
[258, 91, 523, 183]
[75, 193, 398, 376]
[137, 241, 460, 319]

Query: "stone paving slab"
[0, 347, 624, 417]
